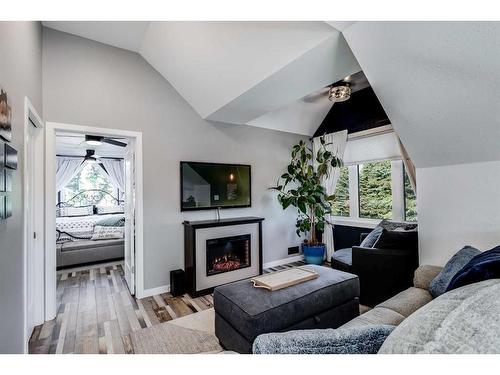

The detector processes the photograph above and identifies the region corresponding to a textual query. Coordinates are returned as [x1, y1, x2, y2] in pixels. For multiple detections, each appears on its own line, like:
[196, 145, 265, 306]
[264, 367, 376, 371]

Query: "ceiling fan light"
[329, 84, 351, 102]
[85, 135, 103, 146]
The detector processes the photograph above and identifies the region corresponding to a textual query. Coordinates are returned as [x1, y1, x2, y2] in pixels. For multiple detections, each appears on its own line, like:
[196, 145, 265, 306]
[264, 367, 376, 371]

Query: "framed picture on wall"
[4, 169, 12, 192]
[0, 140, 4, 168]
[5, 196, 12, 218]
[4, 143, 17, 170]
[0, 87, 12, 142]
[0, 169, 5, 192]
[0, 196, 5, 220]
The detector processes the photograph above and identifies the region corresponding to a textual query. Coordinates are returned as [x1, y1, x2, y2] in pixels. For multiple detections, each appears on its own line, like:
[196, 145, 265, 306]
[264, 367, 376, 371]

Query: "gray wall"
[42, 28, 306, 291]
[0, 22, 42, 353]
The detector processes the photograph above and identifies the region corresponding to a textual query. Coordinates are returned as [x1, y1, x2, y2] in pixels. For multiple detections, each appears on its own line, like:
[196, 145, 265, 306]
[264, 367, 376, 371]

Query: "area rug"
[130, 308, 223, 354]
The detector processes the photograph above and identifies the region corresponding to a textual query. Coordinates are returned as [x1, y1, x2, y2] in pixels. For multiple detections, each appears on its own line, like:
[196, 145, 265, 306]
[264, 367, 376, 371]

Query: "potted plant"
[270, 136, 343, 264]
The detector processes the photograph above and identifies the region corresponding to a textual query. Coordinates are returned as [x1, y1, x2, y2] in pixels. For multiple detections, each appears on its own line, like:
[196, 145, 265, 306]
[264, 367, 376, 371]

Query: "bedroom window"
[331, 166, 350, 217]
[358, 160, 393, 220]
[62, 163, 119, 207]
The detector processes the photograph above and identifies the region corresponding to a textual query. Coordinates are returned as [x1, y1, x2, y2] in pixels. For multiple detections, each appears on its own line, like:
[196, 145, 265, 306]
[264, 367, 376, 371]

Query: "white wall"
[42, 28, 306, 292]
[417, 160, 500, 266]
[0, 22, 43, 353]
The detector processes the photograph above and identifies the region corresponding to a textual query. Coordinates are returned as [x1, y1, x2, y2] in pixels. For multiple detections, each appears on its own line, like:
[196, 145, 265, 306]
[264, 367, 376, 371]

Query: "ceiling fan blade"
[103, 138, 127, 147]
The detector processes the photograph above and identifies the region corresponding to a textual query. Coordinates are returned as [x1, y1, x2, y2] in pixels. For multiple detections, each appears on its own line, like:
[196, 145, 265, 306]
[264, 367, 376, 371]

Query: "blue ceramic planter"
[302, 244, 325, 265]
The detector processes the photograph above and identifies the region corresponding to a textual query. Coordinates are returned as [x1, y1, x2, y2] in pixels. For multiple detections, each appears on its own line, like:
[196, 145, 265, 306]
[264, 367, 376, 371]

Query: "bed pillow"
[429, 245, 481, 298]
[360, 226, 384, 248]
[96, 205, 124, 215]
[91, 225, 124, 240]
[95, 215, 125, 227]
[56, 206, 94, 217]
[446, 245, 500, 292]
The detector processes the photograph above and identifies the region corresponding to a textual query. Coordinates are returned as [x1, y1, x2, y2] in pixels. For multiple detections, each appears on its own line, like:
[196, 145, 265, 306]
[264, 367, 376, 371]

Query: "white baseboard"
[263, 254, 304, 269]
[140, 255, 304, 298]
[139, 284, 170, 298]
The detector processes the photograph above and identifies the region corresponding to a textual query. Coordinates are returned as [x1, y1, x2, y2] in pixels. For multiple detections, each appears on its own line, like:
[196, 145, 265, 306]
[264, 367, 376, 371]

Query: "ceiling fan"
[83, 134, 127, 147]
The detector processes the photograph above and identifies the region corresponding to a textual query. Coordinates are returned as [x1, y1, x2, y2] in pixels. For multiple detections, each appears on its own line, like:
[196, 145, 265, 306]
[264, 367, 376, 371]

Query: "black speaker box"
[170, 269, 186, 297]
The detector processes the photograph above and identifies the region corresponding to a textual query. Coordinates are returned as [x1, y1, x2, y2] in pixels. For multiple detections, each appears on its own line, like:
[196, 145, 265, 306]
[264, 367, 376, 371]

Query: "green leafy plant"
[270, 136, 343, 244]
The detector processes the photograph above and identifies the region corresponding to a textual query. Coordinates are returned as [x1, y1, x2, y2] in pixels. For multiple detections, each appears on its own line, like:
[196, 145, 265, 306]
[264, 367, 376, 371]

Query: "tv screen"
[180, 162, 251, 211]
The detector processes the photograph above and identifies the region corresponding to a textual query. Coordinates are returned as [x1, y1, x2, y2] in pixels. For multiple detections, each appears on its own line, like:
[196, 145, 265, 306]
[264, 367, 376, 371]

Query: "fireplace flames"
[211, 255, 242, 272]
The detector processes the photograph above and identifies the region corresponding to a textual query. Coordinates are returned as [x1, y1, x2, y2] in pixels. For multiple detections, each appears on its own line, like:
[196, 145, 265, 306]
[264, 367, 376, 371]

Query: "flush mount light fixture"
[329, 83, 351, 102]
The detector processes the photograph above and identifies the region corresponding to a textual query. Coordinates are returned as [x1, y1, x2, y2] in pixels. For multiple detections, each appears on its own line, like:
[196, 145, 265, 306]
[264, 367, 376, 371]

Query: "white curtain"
[56, 157, 85, 193]
[313, 130, 348, 260]
[100, 159, 125, 191]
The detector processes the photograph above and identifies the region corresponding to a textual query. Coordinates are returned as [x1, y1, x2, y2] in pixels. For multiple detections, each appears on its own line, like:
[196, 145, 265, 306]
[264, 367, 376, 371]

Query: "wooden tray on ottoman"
[250, 267, 319, 291]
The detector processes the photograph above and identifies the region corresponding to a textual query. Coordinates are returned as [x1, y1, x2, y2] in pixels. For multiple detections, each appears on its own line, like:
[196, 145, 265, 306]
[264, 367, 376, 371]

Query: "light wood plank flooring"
[29, 260, 362, 354]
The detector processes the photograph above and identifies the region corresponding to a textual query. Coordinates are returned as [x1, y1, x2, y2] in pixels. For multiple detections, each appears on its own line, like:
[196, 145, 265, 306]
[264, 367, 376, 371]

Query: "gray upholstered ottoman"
[214, 265, 360, 353]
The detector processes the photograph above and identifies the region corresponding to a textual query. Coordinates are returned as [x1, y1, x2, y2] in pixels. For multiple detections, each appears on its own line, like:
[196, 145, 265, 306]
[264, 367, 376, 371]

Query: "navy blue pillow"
[429, 245, 480, 297]
[360, 226, 383, 248]
[446, 245, 500, 292]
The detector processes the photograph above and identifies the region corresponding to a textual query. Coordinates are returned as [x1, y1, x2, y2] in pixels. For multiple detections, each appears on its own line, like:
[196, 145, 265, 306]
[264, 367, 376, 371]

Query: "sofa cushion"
[379, 279, 500, 354]
[376, 287, 433, 318]
[331, 248, 353, 266]
[413, 265, 443, 290]
[340, 307, 405, 329]
[214, 265, 359, 342]
[373, 229, 418, 250]
[253, 325, 395, 354]
[429, 245, 481, 297]
[360, 226, 384, 248]
[58, 239, 124, 252]
[446, 245, 500, 292]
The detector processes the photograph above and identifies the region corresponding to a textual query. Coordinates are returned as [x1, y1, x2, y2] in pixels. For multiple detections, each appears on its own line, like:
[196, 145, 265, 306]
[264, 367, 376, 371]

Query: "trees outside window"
[331, 166, 350, 217]
[62, 162, 118, 207]
[358, 161, 392, 220]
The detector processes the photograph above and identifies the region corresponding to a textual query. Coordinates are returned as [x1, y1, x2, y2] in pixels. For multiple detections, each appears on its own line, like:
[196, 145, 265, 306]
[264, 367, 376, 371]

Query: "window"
[404, 167, 417, 222]
[358, 161, 393, 219]
[331, 166, 350, 217]
[62, 162, 118, 207]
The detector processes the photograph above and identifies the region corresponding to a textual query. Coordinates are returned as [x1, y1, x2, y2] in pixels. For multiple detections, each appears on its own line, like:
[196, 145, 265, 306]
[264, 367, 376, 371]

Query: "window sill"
[331, 217, 379, 229]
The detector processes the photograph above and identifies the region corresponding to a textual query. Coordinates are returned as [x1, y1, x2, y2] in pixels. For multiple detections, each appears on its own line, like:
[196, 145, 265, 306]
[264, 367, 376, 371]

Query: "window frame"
[331, 159, 416, 227]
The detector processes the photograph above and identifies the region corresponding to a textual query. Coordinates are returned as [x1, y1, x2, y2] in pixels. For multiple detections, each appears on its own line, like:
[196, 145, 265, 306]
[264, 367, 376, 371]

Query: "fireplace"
[206, 234, 251, 276]
[183, 216, 263, 296]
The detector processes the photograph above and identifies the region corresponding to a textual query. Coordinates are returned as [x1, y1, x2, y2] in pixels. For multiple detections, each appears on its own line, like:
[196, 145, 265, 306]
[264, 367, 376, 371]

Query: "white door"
[24, 100, 44, 348]
[124, 139, 136, 294]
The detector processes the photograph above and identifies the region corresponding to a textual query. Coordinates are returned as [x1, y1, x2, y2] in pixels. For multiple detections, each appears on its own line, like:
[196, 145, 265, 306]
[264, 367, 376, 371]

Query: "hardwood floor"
[29, 263, 213, 354]
[28, 259, 336, 354]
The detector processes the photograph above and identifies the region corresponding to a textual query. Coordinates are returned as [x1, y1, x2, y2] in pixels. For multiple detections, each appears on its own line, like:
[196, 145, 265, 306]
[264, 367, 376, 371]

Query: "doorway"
[23, 98, 44, 353]
[44, 122, 144, 321]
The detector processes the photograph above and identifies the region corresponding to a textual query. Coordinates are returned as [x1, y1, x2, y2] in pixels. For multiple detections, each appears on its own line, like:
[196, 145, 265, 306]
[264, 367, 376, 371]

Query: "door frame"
[23, 97, 44, 353]
[44, 121, 145, 321]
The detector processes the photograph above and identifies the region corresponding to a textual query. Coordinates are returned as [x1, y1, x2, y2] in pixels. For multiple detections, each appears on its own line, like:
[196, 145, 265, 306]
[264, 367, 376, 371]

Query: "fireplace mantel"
[183, 217, 264, 296]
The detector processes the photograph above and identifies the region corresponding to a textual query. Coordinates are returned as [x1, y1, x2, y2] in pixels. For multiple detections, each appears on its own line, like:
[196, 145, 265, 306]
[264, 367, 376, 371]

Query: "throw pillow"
[446, 245, 500, 292]
[253, 325, 395, 354]
[429, 245, 481, 298]
[360, 226, 384, 248]
[96, 205, 124, 215]
[91, 225, 124, 240]
[56, 205, 94, 217]
[95, 215, 125, 227]
[373, 229, 418, 250]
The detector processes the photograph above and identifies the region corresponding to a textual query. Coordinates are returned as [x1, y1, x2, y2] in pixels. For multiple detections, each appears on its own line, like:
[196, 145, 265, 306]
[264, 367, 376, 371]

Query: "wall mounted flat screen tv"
[180, 161, 251, 211]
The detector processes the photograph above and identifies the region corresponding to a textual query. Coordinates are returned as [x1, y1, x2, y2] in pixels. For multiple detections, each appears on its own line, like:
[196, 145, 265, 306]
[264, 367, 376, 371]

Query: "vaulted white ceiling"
[342, 22, 500, 168]
[42, 21, 360, 135]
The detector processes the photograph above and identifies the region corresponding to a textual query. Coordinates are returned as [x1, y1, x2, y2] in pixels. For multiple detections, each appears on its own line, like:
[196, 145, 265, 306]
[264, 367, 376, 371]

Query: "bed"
[56, 189, 126, 269]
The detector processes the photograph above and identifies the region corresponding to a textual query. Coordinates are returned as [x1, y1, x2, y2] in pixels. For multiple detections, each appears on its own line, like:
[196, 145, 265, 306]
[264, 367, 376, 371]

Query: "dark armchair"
[331, 227, 419, 306]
